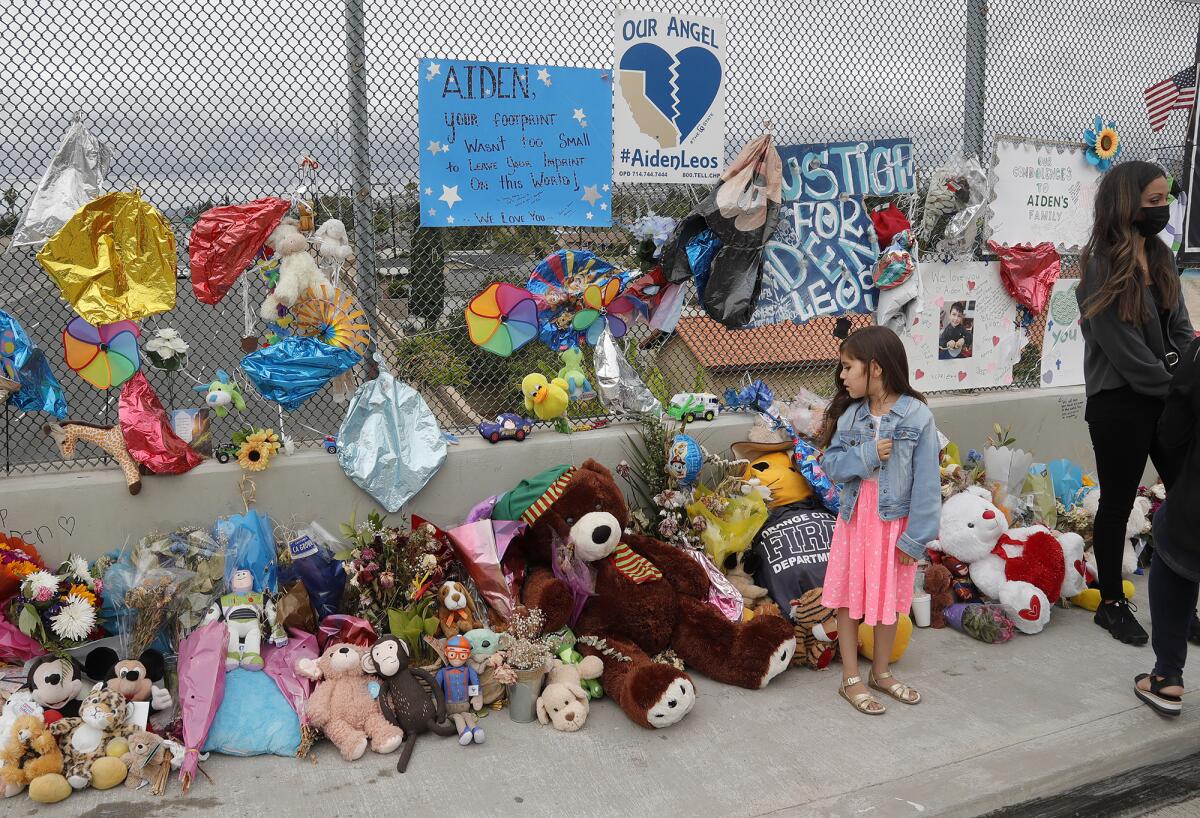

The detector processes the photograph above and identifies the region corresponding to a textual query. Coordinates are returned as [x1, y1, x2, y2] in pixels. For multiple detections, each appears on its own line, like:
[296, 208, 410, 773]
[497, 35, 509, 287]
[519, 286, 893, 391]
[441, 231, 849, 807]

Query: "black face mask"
[1135, 205, 1170, 237]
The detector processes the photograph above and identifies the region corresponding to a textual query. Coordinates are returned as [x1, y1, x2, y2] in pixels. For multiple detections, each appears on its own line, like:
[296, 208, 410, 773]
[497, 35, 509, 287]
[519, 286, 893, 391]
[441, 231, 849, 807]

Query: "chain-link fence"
[2, 0, 1197, 474]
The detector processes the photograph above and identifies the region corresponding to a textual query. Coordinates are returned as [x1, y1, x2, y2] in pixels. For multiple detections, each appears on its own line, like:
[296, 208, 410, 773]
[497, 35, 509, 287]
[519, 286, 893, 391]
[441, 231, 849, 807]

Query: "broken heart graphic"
[619, 43, 722, 145]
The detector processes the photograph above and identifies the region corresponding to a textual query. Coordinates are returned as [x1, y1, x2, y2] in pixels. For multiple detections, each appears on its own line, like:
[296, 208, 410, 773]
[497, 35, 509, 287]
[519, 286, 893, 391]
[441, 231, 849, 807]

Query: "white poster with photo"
[899, 260, 1021, 392]
[614, 10, 726, 184]
[1039, 279, 1085, 388]
[986, 138, 1102, 253]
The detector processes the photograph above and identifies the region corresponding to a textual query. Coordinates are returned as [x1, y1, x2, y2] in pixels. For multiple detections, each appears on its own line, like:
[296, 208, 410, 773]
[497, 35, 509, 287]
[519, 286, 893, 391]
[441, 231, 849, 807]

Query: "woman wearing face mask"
[1078, 161, 1193, 646]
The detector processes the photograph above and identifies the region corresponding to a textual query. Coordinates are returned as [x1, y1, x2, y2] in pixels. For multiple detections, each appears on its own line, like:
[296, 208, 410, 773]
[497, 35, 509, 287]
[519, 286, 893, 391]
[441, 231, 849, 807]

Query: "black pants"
[1087, 388, 1179, 601]
[1150, 551, 1199, 679]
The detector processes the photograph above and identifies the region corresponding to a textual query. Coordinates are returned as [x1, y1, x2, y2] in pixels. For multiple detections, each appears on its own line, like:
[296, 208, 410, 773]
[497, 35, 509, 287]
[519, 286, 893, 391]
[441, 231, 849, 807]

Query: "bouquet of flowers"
[8, 554, 104, 650]
[0, 534, 45, 603]
[339, 511, 447, 633]
[143, 327, 189, 371]
[492, 607, 553, 684]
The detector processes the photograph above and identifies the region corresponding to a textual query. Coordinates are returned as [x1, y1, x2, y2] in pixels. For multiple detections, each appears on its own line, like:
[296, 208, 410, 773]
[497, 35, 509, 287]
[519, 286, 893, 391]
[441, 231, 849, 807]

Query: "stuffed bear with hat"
[496, 460, 797, 729]
[930, 486, 1087, 634]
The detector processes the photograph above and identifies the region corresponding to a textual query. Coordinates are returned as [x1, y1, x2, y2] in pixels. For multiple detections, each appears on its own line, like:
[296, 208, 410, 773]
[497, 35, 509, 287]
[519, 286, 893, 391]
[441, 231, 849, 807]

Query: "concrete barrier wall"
[1, 385, 1138, 565]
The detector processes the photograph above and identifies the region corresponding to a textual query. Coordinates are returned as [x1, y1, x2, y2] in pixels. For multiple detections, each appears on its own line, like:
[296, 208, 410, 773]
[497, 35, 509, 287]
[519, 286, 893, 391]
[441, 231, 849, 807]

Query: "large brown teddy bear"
[496, 460, 796, 729]
[297, 642, 404, 761]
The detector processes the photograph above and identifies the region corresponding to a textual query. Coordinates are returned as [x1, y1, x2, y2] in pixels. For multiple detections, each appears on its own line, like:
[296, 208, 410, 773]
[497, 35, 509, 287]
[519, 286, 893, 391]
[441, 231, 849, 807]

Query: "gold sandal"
[869, 670, 921, 704]
[839, 675, 886, 715]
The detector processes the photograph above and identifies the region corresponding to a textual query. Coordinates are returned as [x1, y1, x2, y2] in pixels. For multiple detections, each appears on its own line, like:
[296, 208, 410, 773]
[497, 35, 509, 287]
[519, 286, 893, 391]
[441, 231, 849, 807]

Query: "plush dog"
[436, 581, 482, 638]
[536, 655, 603, 732]
[297, 642, 404, 761]
[500, 460, 796, 729]
[1, 715, 63, 798]
[119, 730, 179, 794]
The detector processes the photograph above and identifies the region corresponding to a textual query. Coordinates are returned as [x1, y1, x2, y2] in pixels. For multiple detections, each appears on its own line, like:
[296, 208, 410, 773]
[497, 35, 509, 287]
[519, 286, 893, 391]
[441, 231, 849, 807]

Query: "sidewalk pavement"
[26, 578, 1199, 818]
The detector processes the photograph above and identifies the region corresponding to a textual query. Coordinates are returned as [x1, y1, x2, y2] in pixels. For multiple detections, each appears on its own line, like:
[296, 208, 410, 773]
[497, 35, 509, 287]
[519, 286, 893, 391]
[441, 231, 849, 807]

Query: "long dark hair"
[819, 326, 926, 448]
[1080, 160, 1177, 323]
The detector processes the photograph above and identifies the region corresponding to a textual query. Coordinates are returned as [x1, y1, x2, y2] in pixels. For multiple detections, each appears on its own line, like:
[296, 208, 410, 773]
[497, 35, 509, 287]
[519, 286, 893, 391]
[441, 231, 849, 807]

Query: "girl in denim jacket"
[818, 326, 941, 715]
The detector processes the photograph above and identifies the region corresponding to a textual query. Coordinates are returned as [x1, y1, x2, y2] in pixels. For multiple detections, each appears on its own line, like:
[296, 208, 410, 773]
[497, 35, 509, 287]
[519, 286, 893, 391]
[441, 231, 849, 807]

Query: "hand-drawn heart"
[957, 371, 967, 382]
[619, 43, 722, 146]
[915, 369, 925, 380]
[1003, 373, 1013, 385]
[912, 334, 924, 345]
[967, 280, 977, 291]
[934, 296, 945, 309]
[912, 316, 920, 326]
[1019, 595, 1042, 622]
[987, 362, 997, 373]
[992, 336, 1000, 347]
[1043, 369, 1054, 384]
[57, 516, 76, 537]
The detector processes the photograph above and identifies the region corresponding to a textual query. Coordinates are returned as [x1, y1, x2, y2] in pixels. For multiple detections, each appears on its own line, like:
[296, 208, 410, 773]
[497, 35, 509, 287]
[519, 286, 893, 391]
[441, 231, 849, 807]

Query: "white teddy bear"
[259, 219, 332, 322]
[1080, 491, 1150, 578]
[313, 218, 353, 273]
[930, 487, 1087, 634]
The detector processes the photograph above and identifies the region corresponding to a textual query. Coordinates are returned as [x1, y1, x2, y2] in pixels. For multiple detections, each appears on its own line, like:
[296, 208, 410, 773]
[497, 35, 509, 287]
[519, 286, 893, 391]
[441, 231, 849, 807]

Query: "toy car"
[323, 435, 338, 454]
[668, 392, 720, 423]
[213, 442, 239, 464]
[479, 413, 534, 444]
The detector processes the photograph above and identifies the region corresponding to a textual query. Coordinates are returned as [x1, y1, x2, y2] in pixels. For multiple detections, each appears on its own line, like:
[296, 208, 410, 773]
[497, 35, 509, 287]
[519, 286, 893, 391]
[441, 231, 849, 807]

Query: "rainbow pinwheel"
[465, 282, 539, 357]
[63, 317, 141, 389]
[571, 277, 641, 345]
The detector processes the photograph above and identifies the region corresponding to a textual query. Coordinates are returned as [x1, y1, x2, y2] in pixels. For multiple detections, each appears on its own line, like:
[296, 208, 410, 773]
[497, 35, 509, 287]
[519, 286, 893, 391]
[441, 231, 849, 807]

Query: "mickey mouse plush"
[83, 648, 173, 713]
[23, 656, 84, 723]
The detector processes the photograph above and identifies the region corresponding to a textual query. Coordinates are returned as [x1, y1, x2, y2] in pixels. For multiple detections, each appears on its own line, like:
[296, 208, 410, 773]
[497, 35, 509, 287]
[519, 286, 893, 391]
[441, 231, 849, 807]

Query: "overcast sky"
[1, 0, 1197, 210]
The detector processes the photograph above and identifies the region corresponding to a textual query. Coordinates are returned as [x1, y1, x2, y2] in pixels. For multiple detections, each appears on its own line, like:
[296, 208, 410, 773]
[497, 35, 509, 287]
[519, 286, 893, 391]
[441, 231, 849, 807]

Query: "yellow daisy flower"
[237, 440, 273, 471]
[10, 560, 38, 578]
[69, 583, 97, 606]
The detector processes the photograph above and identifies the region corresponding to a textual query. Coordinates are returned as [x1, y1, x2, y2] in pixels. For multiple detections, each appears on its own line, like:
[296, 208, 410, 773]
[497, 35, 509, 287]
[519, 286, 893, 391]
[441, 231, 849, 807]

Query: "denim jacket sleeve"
[897, 413, 942, 561]
[819, 405, 880, 482]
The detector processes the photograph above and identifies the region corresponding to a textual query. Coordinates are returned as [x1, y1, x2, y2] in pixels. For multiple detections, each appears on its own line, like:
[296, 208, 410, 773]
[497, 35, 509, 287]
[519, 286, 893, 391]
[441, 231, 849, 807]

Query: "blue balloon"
[667, 434, 704, 486]
[240, 336, 360, 411]
[0, 310, 68, 418]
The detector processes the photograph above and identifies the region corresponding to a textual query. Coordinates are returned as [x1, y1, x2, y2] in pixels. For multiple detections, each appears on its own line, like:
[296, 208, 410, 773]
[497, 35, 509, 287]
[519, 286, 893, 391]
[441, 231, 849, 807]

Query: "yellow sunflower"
[247, 429, 282, 455]
[69, 583, 97, 606]
[1095, 127, 1120, 160]
[237, 439, 273, 471]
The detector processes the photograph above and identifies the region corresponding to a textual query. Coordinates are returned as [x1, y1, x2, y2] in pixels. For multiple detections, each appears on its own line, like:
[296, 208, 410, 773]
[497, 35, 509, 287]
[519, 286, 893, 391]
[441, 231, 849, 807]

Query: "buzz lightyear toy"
[203, 568, 287, 671]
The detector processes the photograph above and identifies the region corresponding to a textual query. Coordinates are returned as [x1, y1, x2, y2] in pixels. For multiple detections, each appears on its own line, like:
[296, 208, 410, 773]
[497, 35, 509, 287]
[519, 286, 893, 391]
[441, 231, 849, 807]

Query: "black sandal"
[1134, 673, 1183, 717]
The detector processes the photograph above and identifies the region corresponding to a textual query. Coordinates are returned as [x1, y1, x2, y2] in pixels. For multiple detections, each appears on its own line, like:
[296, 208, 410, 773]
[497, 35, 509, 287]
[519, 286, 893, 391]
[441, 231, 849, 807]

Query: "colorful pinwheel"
[63, 317, 141, 389]
[291, 285, 371, 355]
[465, 282, 538, 358]
[571, 277, 641, 345]
[527, 249, 631, 350]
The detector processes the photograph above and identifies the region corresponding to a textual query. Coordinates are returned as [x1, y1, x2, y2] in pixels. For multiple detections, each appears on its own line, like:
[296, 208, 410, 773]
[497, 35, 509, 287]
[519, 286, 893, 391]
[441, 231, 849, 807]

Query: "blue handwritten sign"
[778, 139, 915, 202]
[418, 59, 613, 228]
[743, 139, 913, 326]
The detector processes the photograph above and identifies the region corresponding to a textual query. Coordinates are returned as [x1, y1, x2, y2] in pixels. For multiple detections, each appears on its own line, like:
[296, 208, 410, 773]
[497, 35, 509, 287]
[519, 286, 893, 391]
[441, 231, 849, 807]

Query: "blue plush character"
[436, 635, 484, 745]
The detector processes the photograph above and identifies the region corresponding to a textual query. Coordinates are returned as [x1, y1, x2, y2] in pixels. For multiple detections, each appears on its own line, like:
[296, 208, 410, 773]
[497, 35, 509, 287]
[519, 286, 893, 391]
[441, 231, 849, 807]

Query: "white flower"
[1152, 484, 1166, 500]
[23, 570, 59, 598]
[420, 553, 438, 571]
[50, 594, 96, 641]
[145, 328, 190, 359]
[68, 554, 91, 582]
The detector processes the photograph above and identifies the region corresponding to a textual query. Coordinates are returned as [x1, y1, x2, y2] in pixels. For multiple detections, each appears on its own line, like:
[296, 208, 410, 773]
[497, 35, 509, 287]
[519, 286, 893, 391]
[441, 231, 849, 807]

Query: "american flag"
[1144, 65, 1197, 132]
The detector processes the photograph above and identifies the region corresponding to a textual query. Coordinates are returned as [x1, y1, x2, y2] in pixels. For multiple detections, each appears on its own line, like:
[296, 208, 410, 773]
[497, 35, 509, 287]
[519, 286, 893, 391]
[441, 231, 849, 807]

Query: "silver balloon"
[337, 372, 447, 512]
[12, 119, 112, 248]
[594, 325, 662, 416]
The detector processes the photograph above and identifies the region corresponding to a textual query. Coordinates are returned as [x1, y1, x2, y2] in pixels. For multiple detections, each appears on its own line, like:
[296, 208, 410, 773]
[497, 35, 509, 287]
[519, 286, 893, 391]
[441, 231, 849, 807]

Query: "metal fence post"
[964, 0, 987, 160]
[345, 0, 378, 369]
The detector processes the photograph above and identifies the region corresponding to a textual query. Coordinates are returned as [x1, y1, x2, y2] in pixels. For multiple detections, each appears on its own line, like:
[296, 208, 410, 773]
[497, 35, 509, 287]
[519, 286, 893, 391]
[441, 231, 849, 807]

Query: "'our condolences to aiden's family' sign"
[745, 139, 915, 326]
[986, 138, 1102, 253]
[614, 10, 727, 184]
[418, 59, 613, 227]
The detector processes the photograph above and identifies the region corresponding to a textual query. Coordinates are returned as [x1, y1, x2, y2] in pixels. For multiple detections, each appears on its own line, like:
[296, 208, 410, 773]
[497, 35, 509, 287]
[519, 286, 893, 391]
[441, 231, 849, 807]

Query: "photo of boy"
[939, 300, 974, 360]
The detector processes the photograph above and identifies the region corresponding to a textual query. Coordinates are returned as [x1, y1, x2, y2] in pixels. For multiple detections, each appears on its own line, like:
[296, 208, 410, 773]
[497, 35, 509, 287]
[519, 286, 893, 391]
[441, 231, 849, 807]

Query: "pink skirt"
[821, 479, 917, 626]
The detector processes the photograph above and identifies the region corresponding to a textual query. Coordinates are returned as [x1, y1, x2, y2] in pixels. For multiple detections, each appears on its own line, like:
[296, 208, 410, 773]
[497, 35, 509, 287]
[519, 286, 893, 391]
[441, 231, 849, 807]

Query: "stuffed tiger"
[48, 686, 135, 789]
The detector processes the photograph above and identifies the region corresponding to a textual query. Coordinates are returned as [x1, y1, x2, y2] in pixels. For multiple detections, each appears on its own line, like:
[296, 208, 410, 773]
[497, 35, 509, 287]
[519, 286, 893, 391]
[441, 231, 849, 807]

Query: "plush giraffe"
[44, 422, 143, 495]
